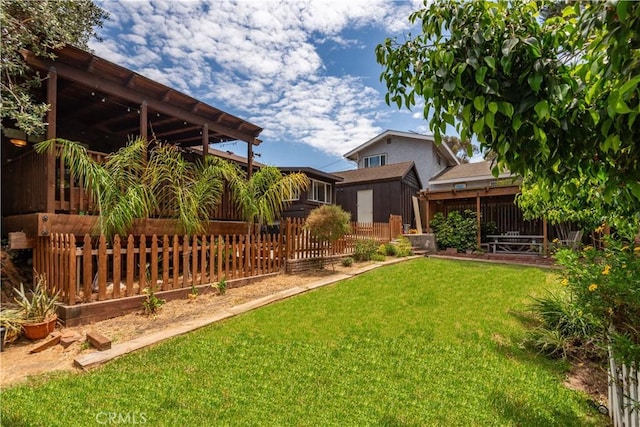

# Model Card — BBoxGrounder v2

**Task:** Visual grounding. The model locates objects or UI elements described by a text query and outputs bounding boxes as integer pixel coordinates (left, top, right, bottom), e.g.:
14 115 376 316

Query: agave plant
13 276 60 323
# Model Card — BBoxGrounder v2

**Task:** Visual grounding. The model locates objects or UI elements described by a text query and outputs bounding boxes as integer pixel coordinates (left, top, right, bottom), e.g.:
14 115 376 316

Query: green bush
371 253 386 262
526 291 603 360
554 240 640 364
353 239 378 261
384 242 398 256
394 235 413 257
341 257 354 267
430 210 478 252
377 244 387 256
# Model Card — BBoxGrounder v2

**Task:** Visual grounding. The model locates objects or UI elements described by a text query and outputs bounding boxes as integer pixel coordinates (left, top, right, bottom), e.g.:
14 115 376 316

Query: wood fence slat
209 235 215 284
163 235 170 291
126 235 134 296
182 235 189 289
224 235 230 280
151 235 158 291
191 236 198 286
83 235 92 302
139 235 147 294
113 235 121 299
172 235 179 290
98 234 107 301
67 235 76 305
217 235 223 282
200 235 207 285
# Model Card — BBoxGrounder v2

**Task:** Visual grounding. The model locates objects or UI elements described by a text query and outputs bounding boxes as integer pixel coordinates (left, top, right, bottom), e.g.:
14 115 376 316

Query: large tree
376 0 639 227
1 0 108 136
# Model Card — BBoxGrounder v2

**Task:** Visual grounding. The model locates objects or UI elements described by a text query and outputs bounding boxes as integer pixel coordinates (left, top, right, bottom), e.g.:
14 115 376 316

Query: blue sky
90 0 435 172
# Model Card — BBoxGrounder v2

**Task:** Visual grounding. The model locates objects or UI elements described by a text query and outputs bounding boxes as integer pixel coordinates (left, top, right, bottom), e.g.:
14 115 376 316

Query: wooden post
126 235 135 296
476 193 481 249
182 236 189 288
247 140 254 180
151 235 158 289
83 235 92 302
542 218 548 256
113 235 121 299
139 235 147 293
172 235 179 290
68 235 76 305
46 67 57 213
202 123 208 161
162 235 169 291
140 100 148 143
98 235 107 301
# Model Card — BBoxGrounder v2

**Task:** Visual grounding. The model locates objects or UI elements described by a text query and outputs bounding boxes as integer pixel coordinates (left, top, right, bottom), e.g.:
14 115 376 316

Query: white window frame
363 154 387 168
308 179 332 204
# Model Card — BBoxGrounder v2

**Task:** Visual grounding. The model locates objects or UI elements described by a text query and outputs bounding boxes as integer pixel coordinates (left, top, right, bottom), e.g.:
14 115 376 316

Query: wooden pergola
2 45 264 242
418 184 549 252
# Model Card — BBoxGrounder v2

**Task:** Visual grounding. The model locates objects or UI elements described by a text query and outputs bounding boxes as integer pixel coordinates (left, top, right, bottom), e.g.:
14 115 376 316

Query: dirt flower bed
1 263 357 387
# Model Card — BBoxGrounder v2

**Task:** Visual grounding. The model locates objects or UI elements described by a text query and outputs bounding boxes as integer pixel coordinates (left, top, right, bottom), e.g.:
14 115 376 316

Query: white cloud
90 0 424 158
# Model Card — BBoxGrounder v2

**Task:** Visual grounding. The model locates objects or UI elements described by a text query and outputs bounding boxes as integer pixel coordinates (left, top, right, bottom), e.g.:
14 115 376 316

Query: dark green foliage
1 0 108 135
353 239 378 262
480 221 498 243
340 257 354 267
383 242 398 256
430 210 478 252
526 292 603 360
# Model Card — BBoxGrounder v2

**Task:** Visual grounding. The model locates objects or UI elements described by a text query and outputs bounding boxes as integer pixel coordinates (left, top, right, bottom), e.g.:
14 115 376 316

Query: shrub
526 291 603 360
384 242 398 256
430 210 478 252
305 205 351 245
142 286 165 315
377 244 387 256
353 239 378 261
371 253 386 262
394 235 413 257
341 257 354 267
554 239 640 364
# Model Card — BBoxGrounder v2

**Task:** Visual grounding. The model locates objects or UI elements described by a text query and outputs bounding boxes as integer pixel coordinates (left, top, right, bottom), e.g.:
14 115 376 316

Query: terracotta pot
22 316 57 340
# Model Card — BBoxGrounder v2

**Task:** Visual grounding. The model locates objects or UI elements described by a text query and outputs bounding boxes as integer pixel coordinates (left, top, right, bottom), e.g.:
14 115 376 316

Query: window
283 181 300 201
308 179 332 204
454 183 467 190
363 154 386 168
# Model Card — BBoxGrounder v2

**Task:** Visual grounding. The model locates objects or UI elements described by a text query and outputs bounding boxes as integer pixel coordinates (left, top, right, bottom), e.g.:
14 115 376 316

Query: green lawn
2 258 607 426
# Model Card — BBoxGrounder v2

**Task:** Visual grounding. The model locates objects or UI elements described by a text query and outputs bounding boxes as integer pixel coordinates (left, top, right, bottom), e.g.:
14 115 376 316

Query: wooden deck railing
2 148 48 215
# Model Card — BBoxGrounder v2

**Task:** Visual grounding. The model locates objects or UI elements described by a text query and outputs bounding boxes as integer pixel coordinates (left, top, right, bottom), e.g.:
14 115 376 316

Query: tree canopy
1 0 108 136
376 1 639 220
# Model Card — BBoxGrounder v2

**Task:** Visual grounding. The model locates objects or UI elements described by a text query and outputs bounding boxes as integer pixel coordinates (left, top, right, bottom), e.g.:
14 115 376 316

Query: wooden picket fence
283 217 394 260
34 233 282 305
33 216 402 306
609 351 639 427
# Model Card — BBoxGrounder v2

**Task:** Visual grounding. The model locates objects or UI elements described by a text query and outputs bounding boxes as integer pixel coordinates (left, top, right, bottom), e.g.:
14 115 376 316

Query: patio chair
559 230 583 250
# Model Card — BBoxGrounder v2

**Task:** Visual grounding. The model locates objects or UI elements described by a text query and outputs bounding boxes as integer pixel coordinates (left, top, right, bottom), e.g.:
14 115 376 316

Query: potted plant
13 275 60 340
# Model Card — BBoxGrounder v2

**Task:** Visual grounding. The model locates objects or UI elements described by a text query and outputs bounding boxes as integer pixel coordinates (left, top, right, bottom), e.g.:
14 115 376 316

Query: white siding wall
354 135 448 188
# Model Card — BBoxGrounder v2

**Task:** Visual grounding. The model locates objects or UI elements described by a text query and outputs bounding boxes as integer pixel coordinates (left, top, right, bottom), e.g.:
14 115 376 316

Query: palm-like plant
35 137 233 238
228 166 310 232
